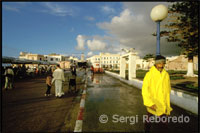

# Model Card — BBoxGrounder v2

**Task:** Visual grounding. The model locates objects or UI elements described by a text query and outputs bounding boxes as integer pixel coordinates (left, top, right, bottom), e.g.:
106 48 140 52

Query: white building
81 53 85 61
87 52 120 69
44 53 69 63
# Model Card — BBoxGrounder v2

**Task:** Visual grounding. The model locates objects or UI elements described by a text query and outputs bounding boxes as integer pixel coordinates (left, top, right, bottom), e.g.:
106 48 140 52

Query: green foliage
186 84 198 90
167 70 186 75
109 70 119 74
170 76 185 80
136 69 148 80
163 2 198 58
143 54 155 61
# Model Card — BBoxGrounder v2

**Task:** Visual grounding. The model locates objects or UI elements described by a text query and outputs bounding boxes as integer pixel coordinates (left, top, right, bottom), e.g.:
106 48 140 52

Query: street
83 73 198 132
2 70 85 132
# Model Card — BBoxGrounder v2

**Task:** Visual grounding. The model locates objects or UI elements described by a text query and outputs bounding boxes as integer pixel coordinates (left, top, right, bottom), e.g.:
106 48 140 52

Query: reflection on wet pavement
83 73 198 132
83 73 146 132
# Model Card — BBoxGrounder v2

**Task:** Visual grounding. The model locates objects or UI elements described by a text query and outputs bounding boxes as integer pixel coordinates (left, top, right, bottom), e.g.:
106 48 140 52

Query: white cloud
75 35 86 50
85 16 95 21
87 51 93 56
101 5 115 14
3 2 31 12
97 2 181 57
41 2 74 17
87 39 107 51
3 5 20 12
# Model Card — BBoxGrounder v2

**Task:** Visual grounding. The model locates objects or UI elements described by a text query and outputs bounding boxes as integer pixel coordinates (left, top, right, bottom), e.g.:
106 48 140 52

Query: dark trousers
144 112 169 133
46 85 51 94
69 79 76 91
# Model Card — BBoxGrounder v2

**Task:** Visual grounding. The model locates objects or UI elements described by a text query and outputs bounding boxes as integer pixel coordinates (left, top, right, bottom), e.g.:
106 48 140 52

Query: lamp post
150 4 168 55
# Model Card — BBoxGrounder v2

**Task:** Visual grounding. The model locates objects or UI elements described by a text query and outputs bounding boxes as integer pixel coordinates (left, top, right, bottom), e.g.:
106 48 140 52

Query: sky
2 2 182 59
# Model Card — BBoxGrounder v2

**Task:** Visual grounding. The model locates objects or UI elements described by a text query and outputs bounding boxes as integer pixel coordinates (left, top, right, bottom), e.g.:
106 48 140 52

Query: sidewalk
105 71 198 115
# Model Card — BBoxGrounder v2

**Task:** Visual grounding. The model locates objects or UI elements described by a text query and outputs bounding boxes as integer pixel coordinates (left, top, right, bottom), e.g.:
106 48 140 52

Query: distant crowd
1 64 57 90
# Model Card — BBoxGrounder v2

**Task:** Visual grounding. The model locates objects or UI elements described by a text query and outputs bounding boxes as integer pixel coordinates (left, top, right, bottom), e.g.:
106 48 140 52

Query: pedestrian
4 66 14 90
52 64 65 98
45 73 52 96
91 65 94 74
69 65 77 93
142 55 172 133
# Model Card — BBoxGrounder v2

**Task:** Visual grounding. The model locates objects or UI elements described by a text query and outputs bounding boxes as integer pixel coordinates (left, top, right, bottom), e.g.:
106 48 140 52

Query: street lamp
150 4 168 55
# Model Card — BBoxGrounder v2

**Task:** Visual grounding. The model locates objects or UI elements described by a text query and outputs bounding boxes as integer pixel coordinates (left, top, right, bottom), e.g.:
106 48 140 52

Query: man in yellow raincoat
142 55 172 132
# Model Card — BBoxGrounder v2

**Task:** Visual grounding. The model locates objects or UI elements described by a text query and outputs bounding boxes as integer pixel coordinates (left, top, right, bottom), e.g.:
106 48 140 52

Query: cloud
87 39 107 51
75 35 86 50
97 2 181 57
3 2 30 12
87 51 93 56
41 2 75 17
3 5 20 12
85 16 95 21
101 5 115 14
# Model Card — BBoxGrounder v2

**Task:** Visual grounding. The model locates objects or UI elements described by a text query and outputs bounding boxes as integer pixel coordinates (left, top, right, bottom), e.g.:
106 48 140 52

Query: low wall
105 71 198 115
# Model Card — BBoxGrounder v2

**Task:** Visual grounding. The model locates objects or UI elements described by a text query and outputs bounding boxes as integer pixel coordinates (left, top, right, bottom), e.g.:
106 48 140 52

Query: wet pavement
83 73 198 132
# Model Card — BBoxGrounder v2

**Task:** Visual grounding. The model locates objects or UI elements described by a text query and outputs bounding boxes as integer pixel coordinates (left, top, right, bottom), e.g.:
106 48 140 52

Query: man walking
4 66 14 90
52 64 65 98
142 55 172 133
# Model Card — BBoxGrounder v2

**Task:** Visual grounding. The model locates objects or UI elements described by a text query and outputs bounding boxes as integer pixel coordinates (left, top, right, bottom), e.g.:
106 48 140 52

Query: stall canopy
2 56 58 65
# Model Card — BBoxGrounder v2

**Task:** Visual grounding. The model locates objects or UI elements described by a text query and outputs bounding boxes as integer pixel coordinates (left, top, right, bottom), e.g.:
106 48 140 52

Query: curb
74 75 88 132
105 70 198 115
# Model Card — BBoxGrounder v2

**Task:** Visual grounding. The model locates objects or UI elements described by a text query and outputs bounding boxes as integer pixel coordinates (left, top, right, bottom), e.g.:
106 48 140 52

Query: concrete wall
105 71 198 115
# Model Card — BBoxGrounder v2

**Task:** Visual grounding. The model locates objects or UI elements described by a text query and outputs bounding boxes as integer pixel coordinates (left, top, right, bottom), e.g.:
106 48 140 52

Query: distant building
59 61 71 69
19 52 45 61
87 52 120 69
135 57 155 70
165 55 198 71
81 53 85 61
44 53 69 63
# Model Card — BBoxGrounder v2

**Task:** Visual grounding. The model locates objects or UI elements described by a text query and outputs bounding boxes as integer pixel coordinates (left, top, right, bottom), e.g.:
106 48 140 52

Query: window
107 57 108 59
116 61 118 63
104 61 106 63
104 57 106 59
110 61 112 63
51 58 53 61
110 57 112 59
40 58 42 61
56 58 58 61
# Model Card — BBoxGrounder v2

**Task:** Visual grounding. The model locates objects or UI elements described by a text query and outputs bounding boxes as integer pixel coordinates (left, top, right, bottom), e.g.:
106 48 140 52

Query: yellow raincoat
142 66 172 116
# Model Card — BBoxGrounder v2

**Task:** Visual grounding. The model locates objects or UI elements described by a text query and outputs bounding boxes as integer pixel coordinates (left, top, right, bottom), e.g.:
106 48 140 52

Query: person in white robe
52 65 65 97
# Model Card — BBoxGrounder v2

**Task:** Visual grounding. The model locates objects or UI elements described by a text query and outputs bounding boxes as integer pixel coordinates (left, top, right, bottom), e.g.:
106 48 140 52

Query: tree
162 2 198 77
143 54 155 61
143 54 155 69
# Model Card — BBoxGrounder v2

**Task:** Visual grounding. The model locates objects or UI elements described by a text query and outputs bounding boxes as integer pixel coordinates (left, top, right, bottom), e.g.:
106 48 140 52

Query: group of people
44 64 77 98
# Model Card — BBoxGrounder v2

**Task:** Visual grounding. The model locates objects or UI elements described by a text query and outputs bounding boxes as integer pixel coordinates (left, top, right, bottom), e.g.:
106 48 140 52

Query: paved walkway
82 73 198 132
2 70 85 132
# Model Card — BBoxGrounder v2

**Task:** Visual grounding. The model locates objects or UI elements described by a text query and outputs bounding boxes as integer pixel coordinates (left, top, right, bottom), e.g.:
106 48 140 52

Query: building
81 53 85 61
59 61 71 69
165 55 198 71
87 52 120 69
19 52 45 61
44 53 69 63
